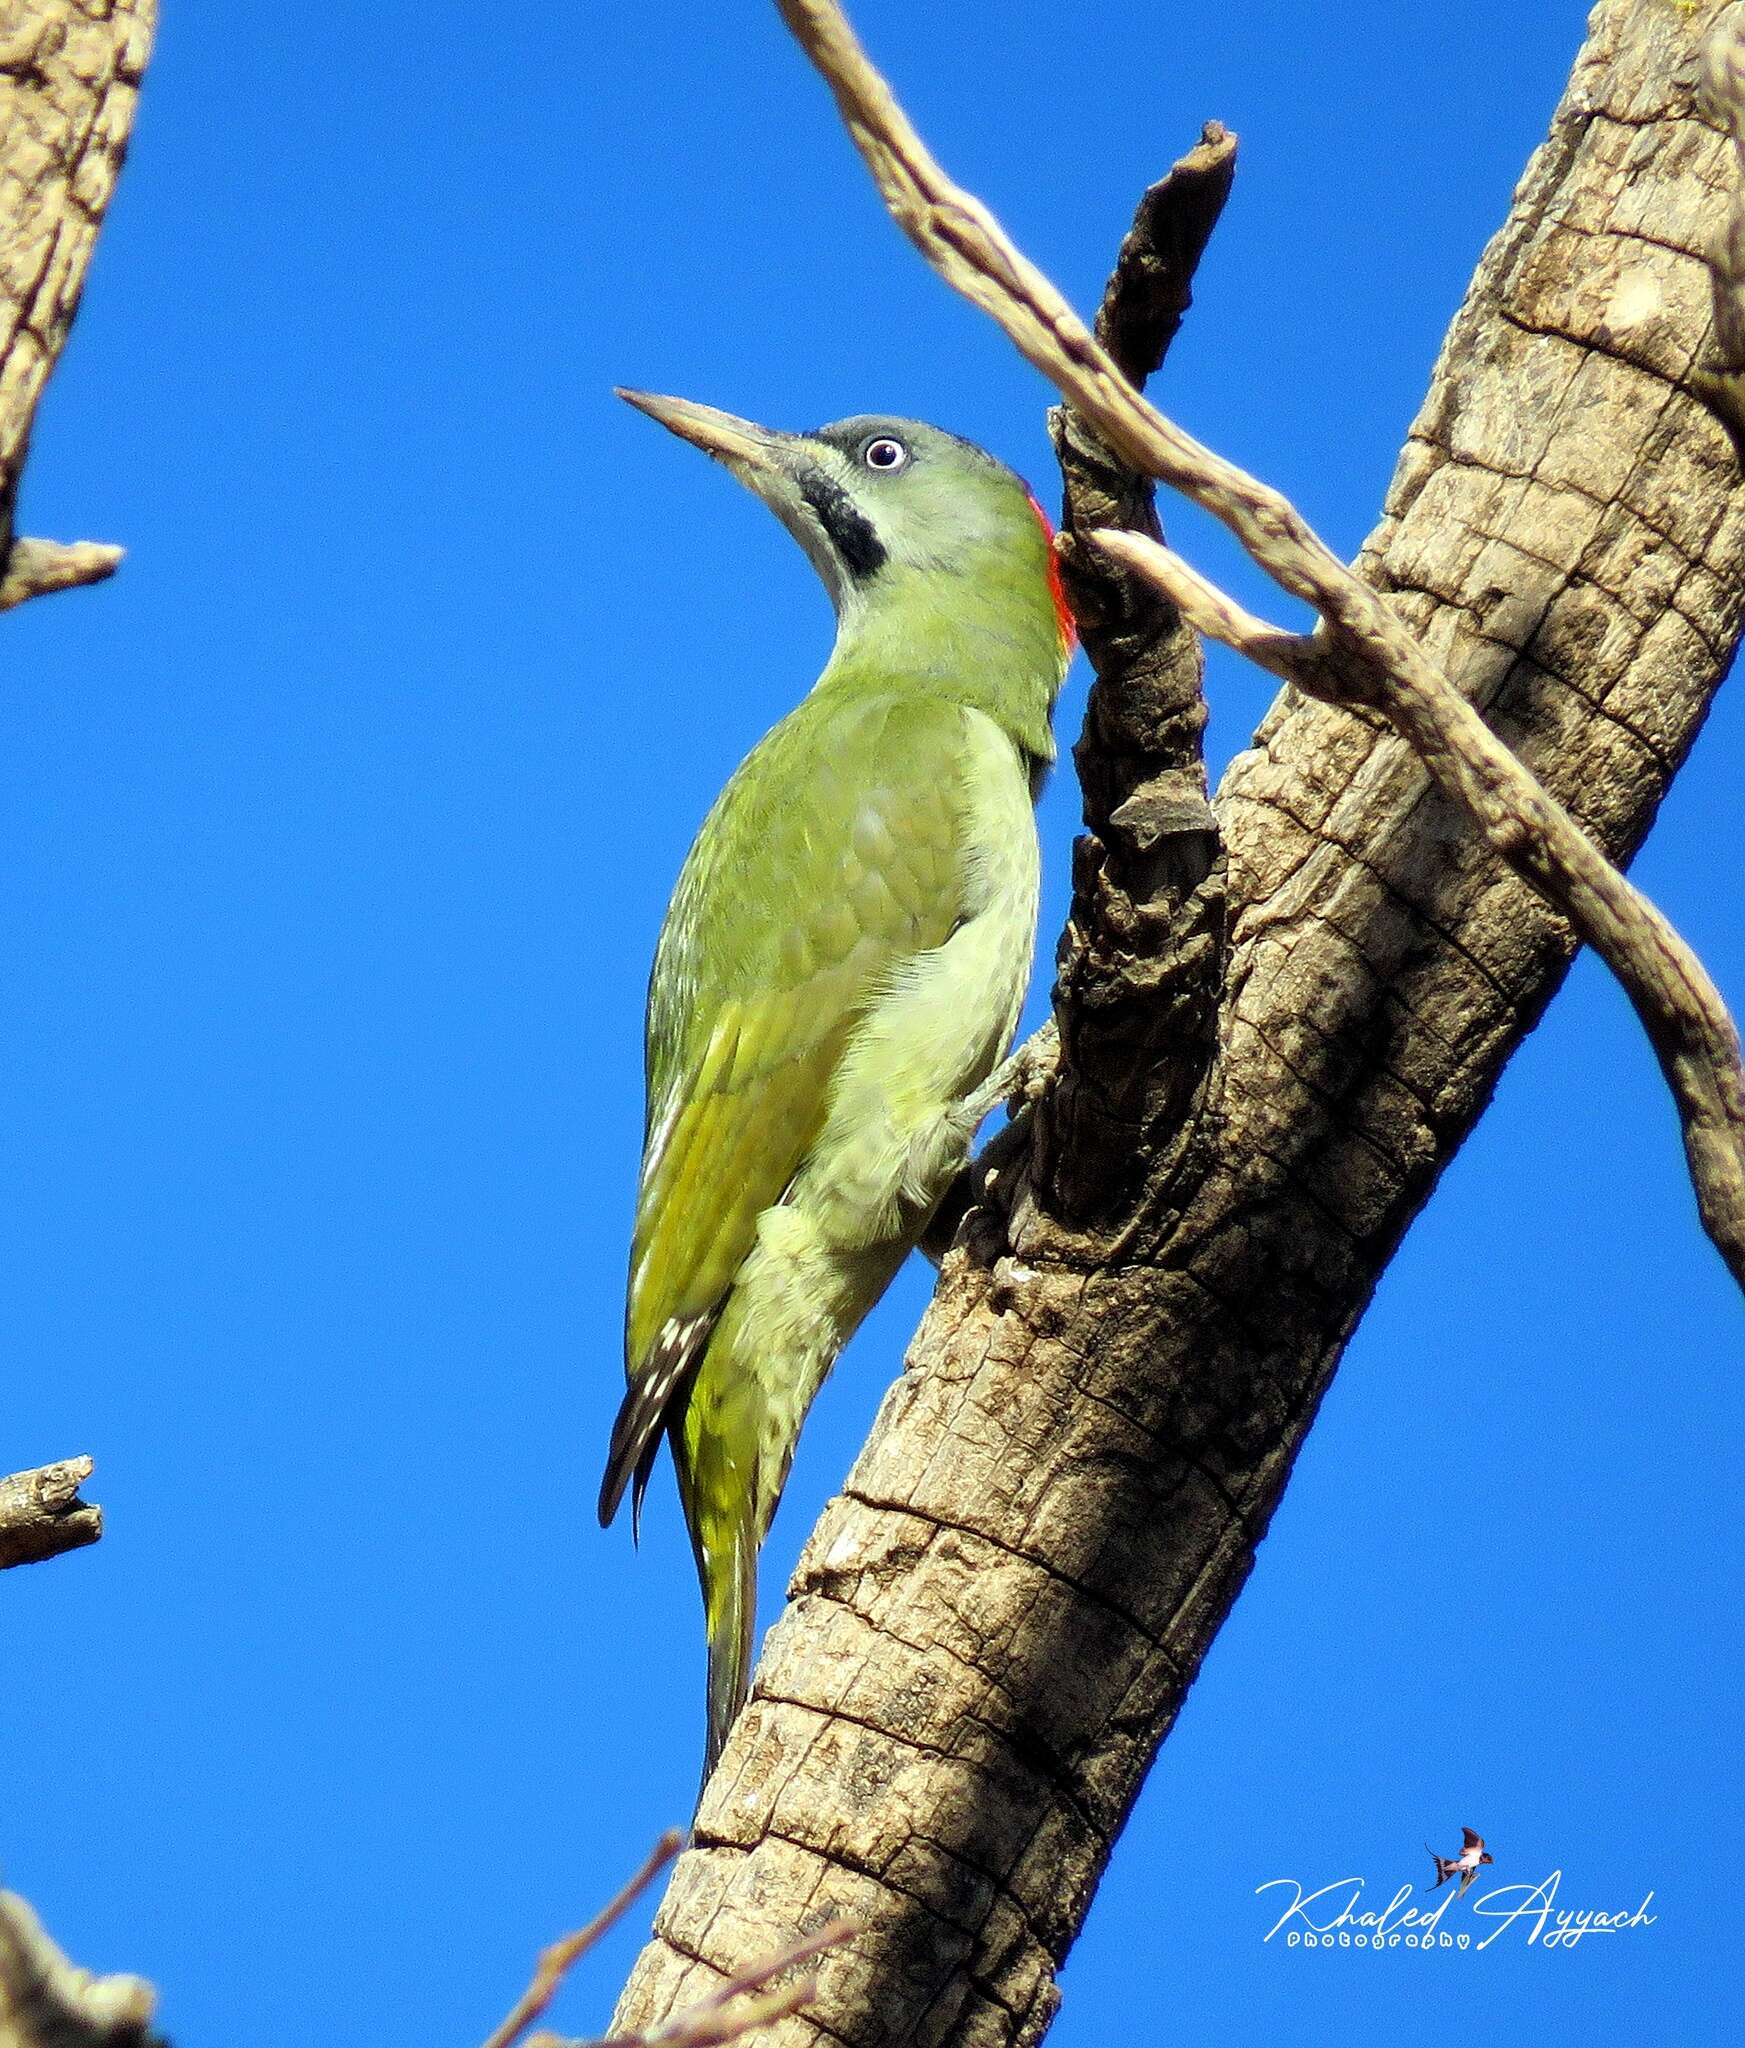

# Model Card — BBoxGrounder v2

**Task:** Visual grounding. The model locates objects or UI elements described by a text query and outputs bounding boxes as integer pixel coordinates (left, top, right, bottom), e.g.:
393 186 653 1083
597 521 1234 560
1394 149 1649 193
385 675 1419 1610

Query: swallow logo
1426 1827 1494 1896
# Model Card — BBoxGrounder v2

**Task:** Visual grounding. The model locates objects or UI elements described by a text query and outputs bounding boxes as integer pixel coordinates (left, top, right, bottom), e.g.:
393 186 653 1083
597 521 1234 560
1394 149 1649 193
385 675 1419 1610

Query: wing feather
599 691 977 1524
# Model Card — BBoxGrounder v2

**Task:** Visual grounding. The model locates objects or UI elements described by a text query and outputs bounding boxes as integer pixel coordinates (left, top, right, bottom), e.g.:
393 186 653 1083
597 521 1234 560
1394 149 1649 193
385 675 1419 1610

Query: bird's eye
862 436 908 472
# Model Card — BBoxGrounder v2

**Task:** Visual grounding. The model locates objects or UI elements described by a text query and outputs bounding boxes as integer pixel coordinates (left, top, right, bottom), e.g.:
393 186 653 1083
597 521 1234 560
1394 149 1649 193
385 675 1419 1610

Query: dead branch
0 1893 158 2048
487 1834 852 2048
0 1457 101 1570
0 1837 849 2048
927 126 1236 1258
483 1832 685 2048
0 536 121 609
0 0 155 609
577 1921 856 2048
1035 124 1235 1220
774 0 1745 1283
1091 521 1745 1280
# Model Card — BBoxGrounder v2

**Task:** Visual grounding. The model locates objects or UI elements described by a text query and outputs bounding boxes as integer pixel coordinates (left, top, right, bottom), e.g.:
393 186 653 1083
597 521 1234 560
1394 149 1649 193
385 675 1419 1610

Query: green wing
598 688 971 1524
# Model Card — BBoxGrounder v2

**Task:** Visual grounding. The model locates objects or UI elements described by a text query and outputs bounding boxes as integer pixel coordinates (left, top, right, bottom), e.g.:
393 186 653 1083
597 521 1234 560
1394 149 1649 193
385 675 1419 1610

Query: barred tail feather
598 1310 717 1530
597 1375 669 1527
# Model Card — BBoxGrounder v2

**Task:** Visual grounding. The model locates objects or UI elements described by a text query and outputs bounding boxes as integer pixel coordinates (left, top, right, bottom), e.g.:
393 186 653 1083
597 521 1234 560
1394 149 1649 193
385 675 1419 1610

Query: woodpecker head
616 389 1074 656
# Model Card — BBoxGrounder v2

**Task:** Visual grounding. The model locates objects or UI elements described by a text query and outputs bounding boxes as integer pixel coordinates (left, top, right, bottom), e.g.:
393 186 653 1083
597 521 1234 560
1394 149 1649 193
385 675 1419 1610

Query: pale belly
800 705 1039 1248
718 706 1041 1513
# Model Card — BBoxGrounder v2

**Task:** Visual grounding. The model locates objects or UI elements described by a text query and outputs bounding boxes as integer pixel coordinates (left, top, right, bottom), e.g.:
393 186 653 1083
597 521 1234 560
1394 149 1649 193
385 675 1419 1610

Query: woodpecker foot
959 1022 1059 1132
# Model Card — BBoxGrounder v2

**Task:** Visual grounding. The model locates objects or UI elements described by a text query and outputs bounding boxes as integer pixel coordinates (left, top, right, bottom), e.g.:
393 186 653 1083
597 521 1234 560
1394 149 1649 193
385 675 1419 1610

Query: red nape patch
1026 491 1079 652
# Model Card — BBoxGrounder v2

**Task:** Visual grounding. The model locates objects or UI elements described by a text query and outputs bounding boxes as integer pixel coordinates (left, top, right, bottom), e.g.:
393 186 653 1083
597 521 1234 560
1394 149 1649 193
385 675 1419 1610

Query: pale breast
791 706 1041 1251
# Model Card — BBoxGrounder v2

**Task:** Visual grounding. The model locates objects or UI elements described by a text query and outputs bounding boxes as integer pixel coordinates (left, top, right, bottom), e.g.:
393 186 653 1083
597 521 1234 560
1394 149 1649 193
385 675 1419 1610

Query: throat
827 573 1065 769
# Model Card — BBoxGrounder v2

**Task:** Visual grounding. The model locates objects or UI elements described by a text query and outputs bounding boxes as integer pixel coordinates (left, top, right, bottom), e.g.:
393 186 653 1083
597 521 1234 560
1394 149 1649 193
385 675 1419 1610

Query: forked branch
774 0 1745 1287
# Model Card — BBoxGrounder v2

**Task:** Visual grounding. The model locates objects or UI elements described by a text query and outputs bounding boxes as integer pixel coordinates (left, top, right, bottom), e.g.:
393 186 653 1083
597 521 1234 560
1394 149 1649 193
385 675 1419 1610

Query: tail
669 1290 830 1792
701 1517 757 1784
672 1396 764 1793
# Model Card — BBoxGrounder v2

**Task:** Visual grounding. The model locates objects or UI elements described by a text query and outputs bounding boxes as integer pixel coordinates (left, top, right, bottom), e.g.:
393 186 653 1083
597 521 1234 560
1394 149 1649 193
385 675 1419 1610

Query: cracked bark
0 0 153 608
609 5 1745 2048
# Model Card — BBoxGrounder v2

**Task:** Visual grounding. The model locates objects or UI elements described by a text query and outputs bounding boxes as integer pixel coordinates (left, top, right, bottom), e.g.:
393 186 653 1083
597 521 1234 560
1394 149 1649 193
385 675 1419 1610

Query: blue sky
2 2 1739 2043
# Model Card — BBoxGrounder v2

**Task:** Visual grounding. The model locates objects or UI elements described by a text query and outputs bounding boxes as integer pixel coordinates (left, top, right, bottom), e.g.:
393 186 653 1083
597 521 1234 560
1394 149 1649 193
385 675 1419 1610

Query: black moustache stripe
798 469 887 581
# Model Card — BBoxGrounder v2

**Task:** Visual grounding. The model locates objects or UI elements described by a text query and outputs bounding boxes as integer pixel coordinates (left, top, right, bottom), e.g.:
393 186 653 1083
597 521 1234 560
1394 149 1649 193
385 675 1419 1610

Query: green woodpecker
600 390 1074 1777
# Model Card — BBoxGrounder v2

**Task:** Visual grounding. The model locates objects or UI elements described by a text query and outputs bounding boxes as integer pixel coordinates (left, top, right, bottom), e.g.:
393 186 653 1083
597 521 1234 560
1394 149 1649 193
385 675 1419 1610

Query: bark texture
0 1456 100 1568
0 0 151 607
611 6 1745 2048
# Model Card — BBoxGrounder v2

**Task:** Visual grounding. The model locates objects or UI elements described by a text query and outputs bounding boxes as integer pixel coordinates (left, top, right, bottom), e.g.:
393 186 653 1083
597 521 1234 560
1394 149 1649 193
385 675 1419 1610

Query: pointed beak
615 387 865 610
615 389 792 482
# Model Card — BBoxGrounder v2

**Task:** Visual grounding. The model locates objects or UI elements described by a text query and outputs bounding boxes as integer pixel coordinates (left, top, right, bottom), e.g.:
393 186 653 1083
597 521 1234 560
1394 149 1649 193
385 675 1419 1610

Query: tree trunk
610 6 1745 2048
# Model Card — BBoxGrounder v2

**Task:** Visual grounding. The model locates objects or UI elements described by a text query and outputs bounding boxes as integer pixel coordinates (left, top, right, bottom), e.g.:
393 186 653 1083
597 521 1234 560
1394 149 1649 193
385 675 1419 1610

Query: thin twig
504 1892 852 2048
526 1983 811 2048
0 1458 102 1571
773 0 1745 1290
481 1832 684 2048
587 1921 856 2048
